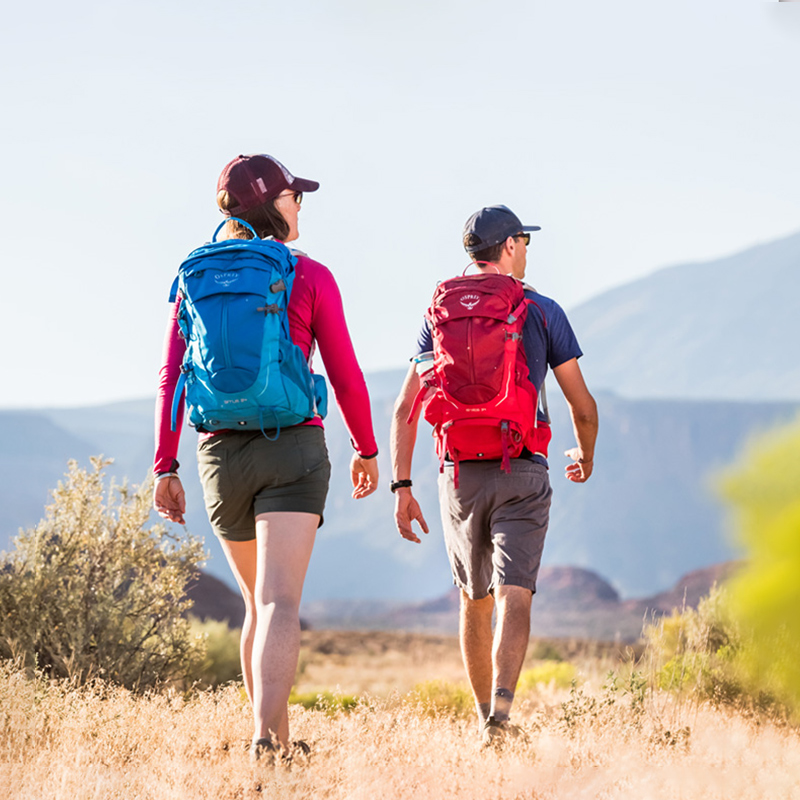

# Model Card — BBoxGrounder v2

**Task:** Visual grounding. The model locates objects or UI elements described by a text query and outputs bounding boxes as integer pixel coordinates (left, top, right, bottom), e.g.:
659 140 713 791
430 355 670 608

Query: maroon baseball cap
216 154 320 216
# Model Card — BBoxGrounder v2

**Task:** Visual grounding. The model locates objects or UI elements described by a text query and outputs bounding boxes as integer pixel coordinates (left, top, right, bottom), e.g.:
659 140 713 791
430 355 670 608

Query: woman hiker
153 153 379 763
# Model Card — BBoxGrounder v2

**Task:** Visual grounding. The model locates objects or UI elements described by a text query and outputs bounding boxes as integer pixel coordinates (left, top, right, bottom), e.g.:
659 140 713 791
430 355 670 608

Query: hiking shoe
281 739 312 768
481 716 528 749
249 737 278 765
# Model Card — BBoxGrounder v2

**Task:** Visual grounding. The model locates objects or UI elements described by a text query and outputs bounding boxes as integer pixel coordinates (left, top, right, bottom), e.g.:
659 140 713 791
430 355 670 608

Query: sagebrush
0 457 205 690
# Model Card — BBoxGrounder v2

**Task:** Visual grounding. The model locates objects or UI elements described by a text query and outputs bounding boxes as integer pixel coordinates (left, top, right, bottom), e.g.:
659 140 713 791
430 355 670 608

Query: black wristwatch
390 479 413 493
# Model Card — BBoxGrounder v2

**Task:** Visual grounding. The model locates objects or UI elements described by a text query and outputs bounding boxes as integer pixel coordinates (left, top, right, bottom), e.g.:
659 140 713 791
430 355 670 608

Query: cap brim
291 176 320 192
521 225 541 232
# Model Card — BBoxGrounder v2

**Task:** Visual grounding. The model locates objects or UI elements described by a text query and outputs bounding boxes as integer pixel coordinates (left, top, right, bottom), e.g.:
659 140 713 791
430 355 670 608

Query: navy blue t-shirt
414 283 583 466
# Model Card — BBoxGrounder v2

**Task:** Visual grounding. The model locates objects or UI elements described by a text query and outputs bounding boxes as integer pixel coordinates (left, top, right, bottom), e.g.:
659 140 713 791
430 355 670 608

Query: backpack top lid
427 273 530 407
179 218 297 276
428 273 525 326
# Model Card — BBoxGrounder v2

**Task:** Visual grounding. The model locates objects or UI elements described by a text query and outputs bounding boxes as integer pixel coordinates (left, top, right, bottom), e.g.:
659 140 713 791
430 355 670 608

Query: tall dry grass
3 637 800 800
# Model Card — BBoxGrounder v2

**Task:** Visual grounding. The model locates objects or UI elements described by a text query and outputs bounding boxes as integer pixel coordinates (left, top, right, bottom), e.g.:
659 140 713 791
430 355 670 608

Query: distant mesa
625 561 739 615
537 566 621 606
300 562 740 641
414 566 621 615
186 570 245 628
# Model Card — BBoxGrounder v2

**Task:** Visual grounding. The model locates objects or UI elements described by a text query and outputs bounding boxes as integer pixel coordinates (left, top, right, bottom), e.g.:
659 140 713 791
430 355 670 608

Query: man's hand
394 489 429 544
553 358 598 485
564 448 593 483
154 476 186 524
350 453 379 499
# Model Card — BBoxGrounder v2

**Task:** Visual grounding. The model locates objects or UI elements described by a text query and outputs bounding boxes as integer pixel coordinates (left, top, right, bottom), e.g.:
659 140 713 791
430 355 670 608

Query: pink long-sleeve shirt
154 252 378 475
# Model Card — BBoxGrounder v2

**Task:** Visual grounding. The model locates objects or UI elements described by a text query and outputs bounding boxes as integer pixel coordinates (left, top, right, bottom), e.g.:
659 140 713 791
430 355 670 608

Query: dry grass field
2 630 800 800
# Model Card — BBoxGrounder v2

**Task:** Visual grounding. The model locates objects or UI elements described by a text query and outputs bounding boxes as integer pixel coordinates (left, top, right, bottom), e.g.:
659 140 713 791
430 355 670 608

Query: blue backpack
170 219 327 436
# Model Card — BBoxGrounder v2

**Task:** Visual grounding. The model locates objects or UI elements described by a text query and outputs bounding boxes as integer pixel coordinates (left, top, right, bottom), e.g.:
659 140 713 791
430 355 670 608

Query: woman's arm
307 264 379 497
153 299 188 522
310 267 378 459
154 298 186 473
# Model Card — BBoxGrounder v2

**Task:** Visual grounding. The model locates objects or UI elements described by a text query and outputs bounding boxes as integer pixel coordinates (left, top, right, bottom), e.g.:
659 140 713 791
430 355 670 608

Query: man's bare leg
490 584 532 722
459 591 494 728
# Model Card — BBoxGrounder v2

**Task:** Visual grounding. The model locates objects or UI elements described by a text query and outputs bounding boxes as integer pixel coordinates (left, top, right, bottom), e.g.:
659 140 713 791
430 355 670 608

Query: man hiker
390 204 598 746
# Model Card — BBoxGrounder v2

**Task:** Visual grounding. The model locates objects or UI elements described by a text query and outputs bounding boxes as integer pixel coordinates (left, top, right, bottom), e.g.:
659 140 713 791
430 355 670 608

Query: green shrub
718 418 800 714
529 641 564 662
288 690 359 714
407 679 474 718
646 586 738 692
643 418 800 719
559 670 647 734
0 458 205 691
518 660 577 692
188 617 242 687
645 585 783 714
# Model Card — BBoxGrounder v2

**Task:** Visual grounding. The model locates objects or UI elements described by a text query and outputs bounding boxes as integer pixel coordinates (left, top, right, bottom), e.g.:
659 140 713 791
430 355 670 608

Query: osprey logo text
214 272 239 287
222 398 248 405
460 293 481 310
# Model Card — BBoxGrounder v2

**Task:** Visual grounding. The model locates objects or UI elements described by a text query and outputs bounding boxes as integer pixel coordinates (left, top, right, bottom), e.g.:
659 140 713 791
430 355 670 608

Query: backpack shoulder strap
539 379 550 424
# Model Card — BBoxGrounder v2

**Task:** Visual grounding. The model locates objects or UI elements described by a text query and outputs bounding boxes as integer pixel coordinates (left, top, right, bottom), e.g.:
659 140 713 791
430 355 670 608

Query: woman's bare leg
252 511 318 746
218 538 258 704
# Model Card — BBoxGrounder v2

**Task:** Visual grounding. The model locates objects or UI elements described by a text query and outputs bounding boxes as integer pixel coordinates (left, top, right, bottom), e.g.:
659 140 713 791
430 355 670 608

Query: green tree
719 417 800 711
0 458 205 691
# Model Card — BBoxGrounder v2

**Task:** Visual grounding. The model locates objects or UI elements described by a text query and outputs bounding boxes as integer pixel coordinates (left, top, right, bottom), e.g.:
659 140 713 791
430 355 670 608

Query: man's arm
552 358 598 483
390 364 430 543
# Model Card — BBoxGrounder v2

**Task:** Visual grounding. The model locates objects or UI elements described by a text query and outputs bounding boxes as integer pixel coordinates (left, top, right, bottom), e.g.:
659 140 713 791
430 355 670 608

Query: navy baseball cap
217 154 319 216
463 205 541 253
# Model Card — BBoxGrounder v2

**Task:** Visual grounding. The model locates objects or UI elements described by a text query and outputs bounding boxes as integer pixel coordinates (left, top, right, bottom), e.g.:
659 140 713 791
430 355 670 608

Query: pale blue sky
2 0 799 408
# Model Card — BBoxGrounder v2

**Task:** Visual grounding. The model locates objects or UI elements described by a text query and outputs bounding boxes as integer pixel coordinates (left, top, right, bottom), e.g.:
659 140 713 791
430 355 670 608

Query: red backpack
408 273 551 487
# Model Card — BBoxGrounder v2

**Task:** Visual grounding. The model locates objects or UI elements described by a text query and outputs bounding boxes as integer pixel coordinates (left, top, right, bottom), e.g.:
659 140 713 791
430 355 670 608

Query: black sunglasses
277 190 303 206
513 232 531 246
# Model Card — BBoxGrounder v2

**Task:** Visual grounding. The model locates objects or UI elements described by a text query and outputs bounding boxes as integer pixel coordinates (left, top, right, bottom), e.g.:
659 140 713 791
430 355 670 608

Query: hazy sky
2 0 799 408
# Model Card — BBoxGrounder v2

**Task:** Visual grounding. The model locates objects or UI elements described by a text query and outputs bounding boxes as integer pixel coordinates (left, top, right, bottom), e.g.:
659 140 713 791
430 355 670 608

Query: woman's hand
350 454 379 499
154 476 186 524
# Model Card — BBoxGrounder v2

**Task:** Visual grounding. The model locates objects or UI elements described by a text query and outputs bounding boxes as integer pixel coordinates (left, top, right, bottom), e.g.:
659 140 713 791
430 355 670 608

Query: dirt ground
296 630 639 696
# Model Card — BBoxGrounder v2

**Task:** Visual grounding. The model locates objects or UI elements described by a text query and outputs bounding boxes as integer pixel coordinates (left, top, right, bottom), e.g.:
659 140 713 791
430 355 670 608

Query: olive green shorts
196 425 331 542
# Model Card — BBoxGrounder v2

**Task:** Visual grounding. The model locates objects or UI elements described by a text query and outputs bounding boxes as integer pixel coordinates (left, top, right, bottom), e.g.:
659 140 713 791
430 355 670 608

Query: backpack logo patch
214 272 239 287
460 293 481 310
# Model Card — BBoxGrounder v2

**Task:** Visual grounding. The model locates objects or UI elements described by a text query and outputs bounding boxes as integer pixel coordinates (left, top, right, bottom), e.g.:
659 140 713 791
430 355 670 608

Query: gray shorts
438 459 552 599
196 425 331 542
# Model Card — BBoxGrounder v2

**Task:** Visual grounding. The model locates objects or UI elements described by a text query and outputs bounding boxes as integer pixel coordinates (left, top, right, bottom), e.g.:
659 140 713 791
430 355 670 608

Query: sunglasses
513 232 531 246
277 190 303 206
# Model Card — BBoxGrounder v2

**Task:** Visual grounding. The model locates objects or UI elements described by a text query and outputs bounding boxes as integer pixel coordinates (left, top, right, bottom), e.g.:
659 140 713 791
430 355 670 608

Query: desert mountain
569 229 800 400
